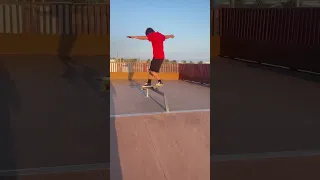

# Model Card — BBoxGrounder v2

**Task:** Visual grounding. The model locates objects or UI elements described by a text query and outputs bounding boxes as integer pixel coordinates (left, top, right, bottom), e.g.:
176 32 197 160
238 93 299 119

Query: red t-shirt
147 32 165 59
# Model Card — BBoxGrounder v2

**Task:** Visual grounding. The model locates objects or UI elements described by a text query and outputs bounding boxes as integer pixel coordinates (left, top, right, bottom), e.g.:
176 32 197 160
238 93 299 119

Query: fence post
230 0 235 8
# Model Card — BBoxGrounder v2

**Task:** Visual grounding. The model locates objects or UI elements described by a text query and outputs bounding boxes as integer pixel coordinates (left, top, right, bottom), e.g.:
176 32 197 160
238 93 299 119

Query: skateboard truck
141 86 169 112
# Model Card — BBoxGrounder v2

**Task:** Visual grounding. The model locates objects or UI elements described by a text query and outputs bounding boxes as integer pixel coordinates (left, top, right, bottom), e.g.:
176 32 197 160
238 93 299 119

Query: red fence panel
179 64 210 84
219 8 320 73
220 8 320 45
0 3 109 35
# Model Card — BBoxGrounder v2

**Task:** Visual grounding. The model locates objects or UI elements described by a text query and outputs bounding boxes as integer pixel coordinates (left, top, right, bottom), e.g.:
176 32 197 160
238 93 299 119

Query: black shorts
149 59 163 73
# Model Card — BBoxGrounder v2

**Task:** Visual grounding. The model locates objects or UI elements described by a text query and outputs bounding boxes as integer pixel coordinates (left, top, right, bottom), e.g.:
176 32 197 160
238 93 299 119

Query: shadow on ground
211 57 320 155
245 61 320 84
0 61 18 178
0 55 109 172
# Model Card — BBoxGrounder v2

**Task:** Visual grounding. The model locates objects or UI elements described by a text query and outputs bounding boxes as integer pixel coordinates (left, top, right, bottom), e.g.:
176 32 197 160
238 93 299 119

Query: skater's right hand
169 34 175 38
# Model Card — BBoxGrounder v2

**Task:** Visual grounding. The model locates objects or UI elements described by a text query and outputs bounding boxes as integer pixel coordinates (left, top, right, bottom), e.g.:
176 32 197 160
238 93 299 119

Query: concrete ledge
211 36 220 58
110 72 179 80
0 34 109 55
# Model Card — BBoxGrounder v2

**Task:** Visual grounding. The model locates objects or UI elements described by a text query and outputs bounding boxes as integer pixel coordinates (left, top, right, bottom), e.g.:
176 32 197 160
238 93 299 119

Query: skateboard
141 85 160 91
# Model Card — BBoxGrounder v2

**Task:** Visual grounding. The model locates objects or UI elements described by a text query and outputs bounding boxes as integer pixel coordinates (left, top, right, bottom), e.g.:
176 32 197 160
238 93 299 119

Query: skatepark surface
211 57 320 179
212 155 320 180
110 80 210 179
0 55 109 175
4 54 320 178
110 80 210 116
110 110 210 180
0 55 210 179
212 57 320 155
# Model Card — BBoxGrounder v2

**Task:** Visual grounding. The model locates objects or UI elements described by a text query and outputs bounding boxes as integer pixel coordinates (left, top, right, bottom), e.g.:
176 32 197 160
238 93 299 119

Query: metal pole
163 95 169 112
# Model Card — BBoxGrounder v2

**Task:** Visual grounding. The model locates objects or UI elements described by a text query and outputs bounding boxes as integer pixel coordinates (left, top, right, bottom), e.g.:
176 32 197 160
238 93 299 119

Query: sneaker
142 82 152 88
156 81 164 87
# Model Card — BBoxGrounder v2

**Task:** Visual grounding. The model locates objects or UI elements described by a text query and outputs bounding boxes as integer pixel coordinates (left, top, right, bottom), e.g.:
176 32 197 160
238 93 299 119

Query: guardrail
0 3 109 35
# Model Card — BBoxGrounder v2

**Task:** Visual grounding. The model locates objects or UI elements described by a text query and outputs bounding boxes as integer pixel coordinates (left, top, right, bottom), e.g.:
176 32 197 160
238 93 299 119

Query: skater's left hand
127 36 134 38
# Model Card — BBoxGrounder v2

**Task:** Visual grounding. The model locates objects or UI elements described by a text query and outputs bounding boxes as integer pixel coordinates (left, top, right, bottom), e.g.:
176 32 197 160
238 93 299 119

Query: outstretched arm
127 36 148 40
164 34 175 39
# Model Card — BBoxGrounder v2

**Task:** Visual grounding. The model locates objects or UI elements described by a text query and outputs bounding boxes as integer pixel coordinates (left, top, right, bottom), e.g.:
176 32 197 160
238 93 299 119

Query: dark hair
145 28 155 36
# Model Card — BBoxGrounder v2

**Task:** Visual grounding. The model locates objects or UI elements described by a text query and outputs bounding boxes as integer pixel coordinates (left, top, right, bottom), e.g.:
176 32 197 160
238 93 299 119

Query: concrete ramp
110 110 210 180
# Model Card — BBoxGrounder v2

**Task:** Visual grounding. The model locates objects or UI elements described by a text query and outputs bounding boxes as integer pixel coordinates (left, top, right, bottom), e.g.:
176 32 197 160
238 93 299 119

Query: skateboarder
127 28 174 88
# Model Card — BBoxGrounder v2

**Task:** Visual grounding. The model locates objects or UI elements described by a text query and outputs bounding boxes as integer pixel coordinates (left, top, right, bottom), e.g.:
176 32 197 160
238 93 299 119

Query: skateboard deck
141 85 160 90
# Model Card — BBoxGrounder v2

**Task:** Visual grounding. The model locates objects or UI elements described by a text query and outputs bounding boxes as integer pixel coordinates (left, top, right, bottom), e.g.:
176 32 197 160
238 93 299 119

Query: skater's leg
142 68 153 87
148 71 153 80
149 59 164 86
149 71 160 80
146 59 156 84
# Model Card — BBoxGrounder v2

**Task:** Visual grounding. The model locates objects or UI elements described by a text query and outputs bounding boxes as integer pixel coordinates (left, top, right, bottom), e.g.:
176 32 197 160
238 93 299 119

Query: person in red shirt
127 28 174 88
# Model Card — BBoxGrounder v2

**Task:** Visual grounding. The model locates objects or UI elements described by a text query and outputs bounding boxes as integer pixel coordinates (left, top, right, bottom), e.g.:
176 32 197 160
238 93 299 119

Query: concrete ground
9 169 108 180
109 80 210 179
212 57 320 155
0 55 109 175
211 57 320 179
110 80 210 115
212 155 320 180
110 110 210 180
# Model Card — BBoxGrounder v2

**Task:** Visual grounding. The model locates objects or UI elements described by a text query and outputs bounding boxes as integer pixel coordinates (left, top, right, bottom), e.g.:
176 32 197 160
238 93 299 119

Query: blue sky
110 0 210 62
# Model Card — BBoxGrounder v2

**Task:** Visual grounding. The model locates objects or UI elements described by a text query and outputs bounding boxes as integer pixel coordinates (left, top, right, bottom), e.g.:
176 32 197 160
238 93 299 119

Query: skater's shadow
56 3 78 83
0 61 19 179
60 57 108 103
34 2 77 80
110 82 123 180
127 63 135 87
